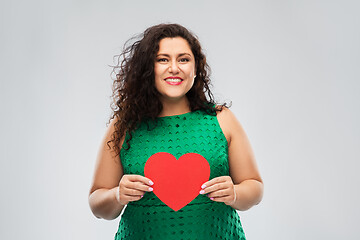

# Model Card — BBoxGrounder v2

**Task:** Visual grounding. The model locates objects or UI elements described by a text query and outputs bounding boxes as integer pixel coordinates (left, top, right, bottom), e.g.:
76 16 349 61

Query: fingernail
149 180 154 185
149 187 153 191
141 195 143 198
199 190 205 194
210 197 214 200
201 184 206 189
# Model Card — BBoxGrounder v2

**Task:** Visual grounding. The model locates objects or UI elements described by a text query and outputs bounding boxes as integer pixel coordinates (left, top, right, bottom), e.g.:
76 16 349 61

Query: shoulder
215 105 238 125
215 105 231 116
215 105 239 144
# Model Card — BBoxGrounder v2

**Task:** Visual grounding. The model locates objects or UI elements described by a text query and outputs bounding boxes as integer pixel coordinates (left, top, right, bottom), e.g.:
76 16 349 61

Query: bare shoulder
216 105 236 120
215 105 240 144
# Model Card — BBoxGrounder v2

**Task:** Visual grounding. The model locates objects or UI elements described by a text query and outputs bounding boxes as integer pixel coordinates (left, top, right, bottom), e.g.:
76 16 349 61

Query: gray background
1 0 359 239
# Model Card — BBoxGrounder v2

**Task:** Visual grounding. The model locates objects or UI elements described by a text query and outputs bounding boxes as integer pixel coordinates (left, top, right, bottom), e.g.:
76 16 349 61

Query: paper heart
144 152 210 211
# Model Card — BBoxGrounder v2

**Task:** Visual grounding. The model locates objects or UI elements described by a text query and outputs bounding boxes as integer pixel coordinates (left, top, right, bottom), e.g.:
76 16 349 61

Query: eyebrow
156 53 192 58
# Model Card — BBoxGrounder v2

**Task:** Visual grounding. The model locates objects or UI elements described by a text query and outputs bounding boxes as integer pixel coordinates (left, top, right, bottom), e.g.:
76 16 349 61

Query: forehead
157 37 193 55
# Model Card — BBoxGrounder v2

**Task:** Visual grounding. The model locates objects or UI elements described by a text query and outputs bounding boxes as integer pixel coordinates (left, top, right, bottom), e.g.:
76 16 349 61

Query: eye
179 58 190 63
157 58 168 62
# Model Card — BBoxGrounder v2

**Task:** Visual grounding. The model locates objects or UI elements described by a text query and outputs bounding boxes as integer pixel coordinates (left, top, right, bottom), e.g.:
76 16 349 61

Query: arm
224 107 263 210
201 107 264 211
88 118 125 220
88 119 154 220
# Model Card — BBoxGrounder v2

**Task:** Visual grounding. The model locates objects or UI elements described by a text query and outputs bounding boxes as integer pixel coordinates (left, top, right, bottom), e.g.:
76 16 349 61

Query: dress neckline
157 111 195 119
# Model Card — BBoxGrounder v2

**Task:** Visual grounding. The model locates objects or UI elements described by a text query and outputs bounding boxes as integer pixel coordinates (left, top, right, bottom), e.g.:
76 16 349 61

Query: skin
88 37 263 220
200 107 263 210
154 37 196 117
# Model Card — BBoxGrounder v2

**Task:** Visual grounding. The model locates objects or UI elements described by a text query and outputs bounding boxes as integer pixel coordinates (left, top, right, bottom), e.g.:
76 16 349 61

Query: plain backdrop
1 0 359 239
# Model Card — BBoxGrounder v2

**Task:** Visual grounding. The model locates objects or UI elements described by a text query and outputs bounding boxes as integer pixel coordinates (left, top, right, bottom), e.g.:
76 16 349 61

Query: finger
201 176 229 189
206 189 230 198
126 181 154 193
123 187 146 196
210 196 234 203
200 182 229 195
127 174 154 186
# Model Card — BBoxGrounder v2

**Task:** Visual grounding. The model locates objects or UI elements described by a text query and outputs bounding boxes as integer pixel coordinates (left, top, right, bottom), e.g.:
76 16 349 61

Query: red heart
144 152 210 211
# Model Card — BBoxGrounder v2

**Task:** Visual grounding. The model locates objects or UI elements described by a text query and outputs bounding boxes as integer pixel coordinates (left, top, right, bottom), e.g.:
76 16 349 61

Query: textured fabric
114 109 246 240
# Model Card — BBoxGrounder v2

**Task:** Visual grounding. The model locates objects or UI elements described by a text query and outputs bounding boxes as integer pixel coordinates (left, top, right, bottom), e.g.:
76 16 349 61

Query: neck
158 97 191 117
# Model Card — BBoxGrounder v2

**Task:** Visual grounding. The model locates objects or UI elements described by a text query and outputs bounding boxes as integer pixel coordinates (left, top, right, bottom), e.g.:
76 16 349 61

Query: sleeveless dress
114 109 246 240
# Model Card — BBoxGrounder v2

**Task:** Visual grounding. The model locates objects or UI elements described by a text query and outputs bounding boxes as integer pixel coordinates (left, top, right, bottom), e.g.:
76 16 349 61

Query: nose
168 60 180 74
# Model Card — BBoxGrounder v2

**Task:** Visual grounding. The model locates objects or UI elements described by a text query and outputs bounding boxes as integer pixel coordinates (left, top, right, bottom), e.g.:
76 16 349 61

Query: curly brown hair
107 23 229 157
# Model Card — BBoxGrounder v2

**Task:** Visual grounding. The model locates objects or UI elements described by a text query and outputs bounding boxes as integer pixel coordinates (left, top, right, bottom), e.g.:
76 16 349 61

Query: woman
88 23 263 240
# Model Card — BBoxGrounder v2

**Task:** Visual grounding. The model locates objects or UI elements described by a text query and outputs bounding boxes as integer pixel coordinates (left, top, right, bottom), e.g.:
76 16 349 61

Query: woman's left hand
200 176 236 206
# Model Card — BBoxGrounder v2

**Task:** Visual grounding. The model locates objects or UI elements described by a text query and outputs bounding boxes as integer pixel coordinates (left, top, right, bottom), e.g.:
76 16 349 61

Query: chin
161 95 187 102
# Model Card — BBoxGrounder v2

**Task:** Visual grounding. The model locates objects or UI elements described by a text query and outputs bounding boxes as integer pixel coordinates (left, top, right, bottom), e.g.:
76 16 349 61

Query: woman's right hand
115 174 154 206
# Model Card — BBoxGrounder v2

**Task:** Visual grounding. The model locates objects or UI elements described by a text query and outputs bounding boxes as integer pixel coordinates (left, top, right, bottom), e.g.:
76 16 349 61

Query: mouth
164 77 183 85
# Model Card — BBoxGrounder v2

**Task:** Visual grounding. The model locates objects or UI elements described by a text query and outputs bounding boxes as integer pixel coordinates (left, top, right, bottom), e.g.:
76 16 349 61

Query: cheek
189 71 194 78
154 65 161 78
154 63 167 75
184 65 196 78
191 68 196 79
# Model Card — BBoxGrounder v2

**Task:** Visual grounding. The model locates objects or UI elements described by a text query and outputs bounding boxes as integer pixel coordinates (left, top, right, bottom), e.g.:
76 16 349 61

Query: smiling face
154 37 196 104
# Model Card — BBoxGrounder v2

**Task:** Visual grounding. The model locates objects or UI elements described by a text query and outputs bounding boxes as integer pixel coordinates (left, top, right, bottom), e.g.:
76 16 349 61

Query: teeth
165 78 182 82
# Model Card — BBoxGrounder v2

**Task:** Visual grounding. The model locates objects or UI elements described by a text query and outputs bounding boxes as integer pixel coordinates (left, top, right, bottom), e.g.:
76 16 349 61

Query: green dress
114 109 246 240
